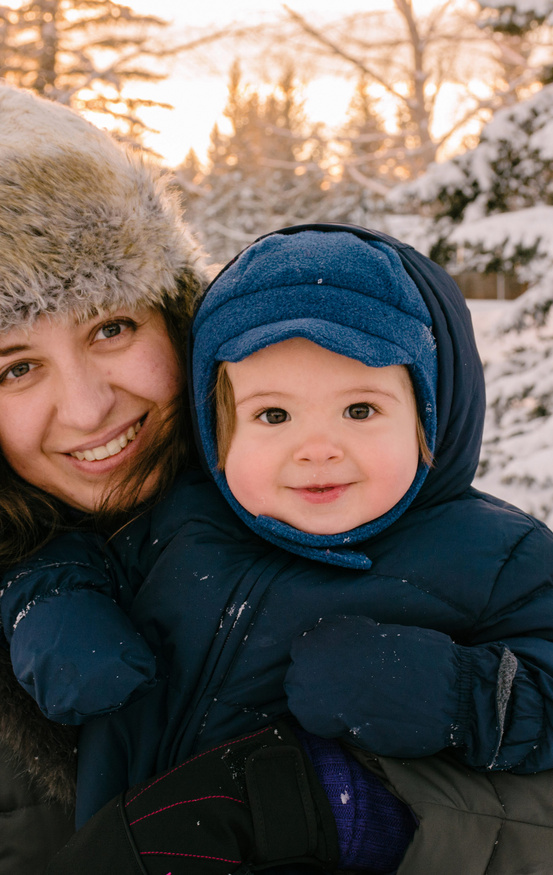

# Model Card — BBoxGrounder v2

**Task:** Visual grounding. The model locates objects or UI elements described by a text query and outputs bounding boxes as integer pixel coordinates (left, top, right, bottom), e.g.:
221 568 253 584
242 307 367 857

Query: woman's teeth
71 420 142 462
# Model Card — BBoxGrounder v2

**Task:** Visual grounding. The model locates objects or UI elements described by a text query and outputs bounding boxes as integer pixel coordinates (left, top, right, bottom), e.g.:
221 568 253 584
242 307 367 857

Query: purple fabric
296 729 416 873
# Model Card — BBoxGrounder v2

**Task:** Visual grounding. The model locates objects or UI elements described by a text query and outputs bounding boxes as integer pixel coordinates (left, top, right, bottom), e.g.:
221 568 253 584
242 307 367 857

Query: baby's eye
1 361 35 382
344 403 374 420
258 408 290 424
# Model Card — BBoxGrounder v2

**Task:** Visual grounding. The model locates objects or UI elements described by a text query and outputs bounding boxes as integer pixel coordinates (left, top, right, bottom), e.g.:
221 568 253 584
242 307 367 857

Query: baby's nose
293 435 345 465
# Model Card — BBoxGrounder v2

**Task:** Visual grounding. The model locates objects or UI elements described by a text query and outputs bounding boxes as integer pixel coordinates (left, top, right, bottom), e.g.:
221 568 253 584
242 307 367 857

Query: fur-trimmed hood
0 647 77 807
0 81 206 331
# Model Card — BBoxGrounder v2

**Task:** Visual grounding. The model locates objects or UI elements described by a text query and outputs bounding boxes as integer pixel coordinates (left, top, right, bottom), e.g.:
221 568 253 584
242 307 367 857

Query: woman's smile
0 309 182 511
69 416 145 462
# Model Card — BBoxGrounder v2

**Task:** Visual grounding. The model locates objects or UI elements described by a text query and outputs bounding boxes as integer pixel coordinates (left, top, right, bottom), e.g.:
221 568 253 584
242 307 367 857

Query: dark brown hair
0 467 69 569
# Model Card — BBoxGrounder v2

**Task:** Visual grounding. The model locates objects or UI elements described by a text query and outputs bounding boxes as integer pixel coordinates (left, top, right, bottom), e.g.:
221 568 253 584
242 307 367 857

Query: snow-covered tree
0 0 171 140
475 291 553 528
318 76 395 227
181 64 328 264
461 89 553 525
394 85 553 270
389 0 553 525
281 0 548 176
477 0 553 34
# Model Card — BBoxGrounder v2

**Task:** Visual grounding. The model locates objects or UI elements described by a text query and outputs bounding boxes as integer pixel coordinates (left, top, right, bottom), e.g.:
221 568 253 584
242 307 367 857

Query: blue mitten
284 615 470 757
9 589 156 724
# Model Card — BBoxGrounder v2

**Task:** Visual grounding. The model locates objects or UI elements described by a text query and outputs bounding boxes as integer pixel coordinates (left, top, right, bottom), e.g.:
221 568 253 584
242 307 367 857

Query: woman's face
0 307 182 512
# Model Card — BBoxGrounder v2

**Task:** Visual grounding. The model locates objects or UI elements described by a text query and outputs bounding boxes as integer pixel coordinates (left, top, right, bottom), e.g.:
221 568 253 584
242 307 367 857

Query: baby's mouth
70 418 144 462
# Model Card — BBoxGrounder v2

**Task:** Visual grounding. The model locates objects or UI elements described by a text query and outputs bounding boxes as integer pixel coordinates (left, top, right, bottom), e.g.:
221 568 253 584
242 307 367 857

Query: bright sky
126 0 442 166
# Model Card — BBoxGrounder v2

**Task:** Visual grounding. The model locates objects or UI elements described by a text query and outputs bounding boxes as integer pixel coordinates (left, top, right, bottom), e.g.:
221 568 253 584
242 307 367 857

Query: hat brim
216 318 414 369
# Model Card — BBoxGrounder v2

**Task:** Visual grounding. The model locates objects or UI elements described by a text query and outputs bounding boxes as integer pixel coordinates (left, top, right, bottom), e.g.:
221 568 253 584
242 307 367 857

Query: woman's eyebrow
0 343 31 357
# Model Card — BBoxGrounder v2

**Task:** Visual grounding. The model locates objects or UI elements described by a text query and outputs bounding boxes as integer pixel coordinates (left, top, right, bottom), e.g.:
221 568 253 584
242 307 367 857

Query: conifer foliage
392 0 553 525
0 0 170 140
178 63 327 264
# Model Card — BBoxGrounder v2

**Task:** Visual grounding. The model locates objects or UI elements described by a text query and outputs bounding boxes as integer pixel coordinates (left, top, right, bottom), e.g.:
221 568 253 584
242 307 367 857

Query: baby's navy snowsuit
3 227 553 844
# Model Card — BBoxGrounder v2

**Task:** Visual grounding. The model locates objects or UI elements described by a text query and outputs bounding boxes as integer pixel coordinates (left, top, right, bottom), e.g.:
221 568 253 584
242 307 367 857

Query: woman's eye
344 403 374 420
94 320 134 341
1 361 34 382
258 408 290 424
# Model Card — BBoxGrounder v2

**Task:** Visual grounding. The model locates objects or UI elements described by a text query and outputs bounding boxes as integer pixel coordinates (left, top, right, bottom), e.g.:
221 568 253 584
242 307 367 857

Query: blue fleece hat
191 229 437 569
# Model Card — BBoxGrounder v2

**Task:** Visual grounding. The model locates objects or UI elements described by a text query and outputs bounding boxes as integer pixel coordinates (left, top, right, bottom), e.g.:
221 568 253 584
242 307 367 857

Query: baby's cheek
225 450 255 512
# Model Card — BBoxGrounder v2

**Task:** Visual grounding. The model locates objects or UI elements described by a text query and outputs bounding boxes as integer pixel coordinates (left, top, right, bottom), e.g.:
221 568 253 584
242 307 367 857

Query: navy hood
189 224 485 569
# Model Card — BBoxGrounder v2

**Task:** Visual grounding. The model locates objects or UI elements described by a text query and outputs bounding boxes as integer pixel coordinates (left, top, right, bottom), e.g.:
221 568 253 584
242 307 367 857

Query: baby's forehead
225 341 415 396
231 337 412 371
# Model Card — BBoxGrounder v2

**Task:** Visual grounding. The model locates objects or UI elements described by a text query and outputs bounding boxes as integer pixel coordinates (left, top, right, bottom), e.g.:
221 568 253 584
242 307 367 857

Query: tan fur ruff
0 82 206 330
0 648 77 807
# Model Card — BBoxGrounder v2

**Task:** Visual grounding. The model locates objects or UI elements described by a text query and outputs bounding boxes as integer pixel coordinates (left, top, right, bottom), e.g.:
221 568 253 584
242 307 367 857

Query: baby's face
224 338 420 535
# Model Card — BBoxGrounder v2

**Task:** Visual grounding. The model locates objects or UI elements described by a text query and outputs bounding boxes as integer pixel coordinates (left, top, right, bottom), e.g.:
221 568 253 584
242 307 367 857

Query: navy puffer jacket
3 227 553 831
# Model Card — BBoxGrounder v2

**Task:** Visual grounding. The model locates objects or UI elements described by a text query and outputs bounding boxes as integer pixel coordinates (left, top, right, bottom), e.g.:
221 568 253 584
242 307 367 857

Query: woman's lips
64 416 147 474
70 418 143 461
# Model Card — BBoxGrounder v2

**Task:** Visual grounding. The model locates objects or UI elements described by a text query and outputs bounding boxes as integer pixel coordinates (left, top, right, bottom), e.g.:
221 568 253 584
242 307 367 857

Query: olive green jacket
354 747 553 874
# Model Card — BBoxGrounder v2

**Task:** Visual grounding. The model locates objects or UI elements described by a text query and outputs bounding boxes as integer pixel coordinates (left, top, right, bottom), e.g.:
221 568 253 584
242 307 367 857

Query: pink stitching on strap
141 851 241 863
126 727 271 807
128 794 244 826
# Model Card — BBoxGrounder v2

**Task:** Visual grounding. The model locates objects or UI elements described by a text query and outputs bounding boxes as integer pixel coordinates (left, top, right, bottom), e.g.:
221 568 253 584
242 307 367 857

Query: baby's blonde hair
214 360 433 471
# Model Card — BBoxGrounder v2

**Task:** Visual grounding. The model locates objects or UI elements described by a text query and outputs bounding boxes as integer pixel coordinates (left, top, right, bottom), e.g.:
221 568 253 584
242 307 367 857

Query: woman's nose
54 367 116 432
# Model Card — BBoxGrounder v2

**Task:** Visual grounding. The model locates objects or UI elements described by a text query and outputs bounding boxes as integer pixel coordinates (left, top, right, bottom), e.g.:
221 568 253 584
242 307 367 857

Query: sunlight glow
2 0 458 167
126 0 449 165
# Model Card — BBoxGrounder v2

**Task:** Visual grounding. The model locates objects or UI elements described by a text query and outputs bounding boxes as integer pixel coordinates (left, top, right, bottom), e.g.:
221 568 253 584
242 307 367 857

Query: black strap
246 745 319 862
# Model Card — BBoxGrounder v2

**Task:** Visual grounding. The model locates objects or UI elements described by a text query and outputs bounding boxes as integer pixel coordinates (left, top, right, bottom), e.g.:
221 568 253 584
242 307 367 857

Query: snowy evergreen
315 75 391 228
393 84 553 274
476 296 553 529
477 0 553 33
178 64 328 264
392 77 553 528
0 0 171 141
